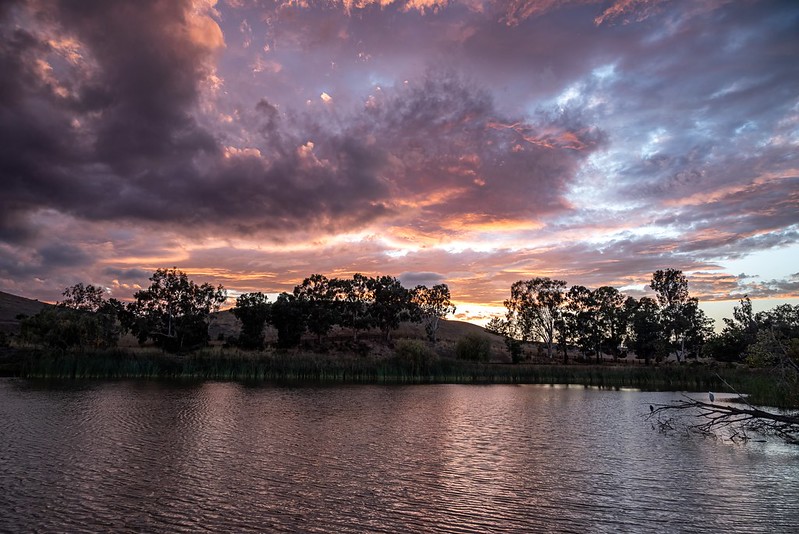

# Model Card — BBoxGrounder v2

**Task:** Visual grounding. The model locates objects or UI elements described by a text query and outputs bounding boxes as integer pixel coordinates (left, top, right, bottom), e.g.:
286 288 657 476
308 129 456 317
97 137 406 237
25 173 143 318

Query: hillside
208 309 510 359
1 291 511 359
0 291 50 333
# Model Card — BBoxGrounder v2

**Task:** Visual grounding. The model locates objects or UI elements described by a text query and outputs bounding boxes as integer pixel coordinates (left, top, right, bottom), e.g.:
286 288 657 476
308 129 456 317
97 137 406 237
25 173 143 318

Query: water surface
1 380 796 532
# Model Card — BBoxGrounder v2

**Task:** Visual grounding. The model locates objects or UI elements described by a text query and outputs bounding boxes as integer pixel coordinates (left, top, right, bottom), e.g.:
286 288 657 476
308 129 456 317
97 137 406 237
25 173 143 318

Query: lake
1 380 797 532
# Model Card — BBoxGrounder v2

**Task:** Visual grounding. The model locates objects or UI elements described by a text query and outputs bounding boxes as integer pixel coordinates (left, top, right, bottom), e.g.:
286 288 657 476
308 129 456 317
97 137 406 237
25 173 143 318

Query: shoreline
1 346 790 407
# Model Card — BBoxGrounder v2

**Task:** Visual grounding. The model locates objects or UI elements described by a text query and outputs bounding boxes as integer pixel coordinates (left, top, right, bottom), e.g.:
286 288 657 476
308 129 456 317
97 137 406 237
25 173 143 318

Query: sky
1 0 798 327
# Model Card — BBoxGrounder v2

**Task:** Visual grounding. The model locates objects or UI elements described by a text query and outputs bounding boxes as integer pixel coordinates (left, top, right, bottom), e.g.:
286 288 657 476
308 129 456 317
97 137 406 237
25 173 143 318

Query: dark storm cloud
1 0 597 241
0 0 218 238
0 1 366 237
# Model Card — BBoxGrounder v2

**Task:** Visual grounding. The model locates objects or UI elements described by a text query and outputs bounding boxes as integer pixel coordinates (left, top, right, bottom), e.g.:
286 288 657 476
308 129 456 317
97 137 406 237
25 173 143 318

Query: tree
485 316 505 335
232 292 270 349
413 284 455 343
681 299 714 358
59 283 107 312
21 283 125 350
563 285 599 361
745 304 799 370
705 297 757 362
650 268 689 308
650 269 694 362
556 286 586 364
593 286 627 361
331 274 374 341
486 316 523 363
369 275 417 342
629 297 666 365
269 292 307 348
128 268 227 352
755 304 799 340
505 277 566 359
294 274 337 343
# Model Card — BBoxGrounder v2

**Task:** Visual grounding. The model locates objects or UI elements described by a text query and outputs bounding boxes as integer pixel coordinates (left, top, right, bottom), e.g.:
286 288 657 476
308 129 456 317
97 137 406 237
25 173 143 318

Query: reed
8 347 794 407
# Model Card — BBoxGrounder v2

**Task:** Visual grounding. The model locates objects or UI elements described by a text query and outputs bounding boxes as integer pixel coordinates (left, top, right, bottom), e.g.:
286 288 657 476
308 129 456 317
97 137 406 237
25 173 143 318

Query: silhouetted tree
21 283 124 350
705 296 759 361
294 274 337 343
369 275 417 342
269 292 307 348
505 277 566 359
128 268 226 352
651 269 695 362
331 274 374 341
232 292 271 349
629 297 666 365
413 284 455 343
59 283 106 312
486 316 523 363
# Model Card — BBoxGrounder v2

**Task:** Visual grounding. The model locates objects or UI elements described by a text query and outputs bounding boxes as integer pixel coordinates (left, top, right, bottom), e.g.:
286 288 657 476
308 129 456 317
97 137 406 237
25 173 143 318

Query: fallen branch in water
649 396 799 444
649 389 798 446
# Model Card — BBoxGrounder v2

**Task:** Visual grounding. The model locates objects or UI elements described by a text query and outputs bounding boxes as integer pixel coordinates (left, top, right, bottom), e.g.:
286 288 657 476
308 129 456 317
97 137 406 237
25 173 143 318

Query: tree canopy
128 268 227 352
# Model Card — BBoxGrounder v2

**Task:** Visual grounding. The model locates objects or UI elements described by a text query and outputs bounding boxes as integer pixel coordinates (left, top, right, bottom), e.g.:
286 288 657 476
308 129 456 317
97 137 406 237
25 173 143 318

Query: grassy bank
3 347 793 407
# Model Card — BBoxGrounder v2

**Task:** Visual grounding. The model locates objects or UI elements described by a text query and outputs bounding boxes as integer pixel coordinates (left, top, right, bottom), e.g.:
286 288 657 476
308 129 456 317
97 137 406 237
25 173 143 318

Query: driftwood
648 372 799 444
649 396 799 444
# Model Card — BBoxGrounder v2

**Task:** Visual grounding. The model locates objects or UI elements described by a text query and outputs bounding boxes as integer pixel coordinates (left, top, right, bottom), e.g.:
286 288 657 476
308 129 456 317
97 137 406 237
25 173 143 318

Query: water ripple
1 380 798 532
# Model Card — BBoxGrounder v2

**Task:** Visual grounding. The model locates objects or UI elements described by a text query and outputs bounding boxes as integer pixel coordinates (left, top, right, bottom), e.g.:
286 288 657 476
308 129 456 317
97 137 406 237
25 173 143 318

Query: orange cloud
487 121 598 151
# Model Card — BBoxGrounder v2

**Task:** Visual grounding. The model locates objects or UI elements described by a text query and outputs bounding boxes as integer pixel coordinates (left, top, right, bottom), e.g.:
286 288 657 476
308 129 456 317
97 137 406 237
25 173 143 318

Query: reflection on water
1 380 797 532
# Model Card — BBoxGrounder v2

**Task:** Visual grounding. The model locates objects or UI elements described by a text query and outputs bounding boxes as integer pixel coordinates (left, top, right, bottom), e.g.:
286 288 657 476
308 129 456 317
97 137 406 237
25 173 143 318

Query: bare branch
648 395 799 444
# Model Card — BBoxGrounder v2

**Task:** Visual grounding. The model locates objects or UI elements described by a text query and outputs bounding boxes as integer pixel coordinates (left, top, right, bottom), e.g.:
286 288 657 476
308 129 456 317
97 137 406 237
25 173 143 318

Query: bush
456 334 491 362
395 339 437 374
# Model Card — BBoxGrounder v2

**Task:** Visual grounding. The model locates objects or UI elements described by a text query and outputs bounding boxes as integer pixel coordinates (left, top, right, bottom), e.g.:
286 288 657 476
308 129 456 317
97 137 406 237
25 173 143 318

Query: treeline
233 273 454 349
487 268 799 367
12 267 798 371
16 268 454 353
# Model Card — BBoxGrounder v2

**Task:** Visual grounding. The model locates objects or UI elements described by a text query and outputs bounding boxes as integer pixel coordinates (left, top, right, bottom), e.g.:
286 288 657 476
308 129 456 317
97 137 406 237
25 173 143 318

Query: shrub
456 333 491 362
395 339 437 374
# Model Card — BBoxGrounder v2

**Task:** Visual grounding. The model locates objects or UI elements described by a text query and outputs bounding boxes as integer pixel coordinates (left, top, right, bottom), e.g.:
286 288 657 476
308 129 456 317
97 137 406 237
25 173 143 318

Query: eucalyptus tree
504 277 567 359
629 296 665 365
128 268 227 352
294 274 337 343
232 292 271 349
650 269 709 362
412 284 455 343
562 284 596 360
707 297 762 362
486 316 523 363
369 275 417 342
269 292 307 348
593 286 628 361
59 283 107 312
330 274 374 341
650 269 690 361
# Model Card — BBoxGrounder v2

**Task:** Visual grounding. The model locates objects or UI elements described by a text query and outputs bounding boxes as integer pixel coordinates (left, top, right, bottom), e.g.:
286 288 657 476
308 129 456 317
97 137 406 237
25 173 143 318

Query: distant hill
0 291 51 333
1 291 511 359
208 308 510 360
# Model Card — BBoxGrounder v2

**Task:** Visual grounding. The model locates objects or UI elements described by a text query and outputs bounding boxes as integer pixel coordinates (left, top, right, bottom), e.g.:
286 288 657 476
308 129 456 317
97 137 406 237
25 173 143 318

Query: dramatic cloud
1 0 797 325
